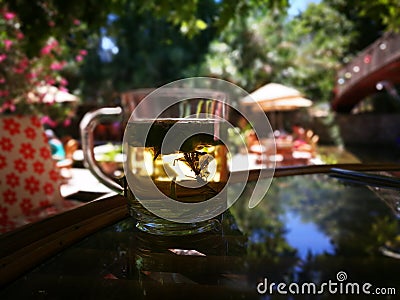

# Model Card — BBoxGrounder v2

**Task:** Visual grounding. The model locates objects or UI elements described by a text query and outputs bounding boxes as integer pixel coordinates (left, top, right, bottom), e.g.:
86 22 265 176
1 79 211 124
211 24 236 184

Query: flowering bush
0 6 86 124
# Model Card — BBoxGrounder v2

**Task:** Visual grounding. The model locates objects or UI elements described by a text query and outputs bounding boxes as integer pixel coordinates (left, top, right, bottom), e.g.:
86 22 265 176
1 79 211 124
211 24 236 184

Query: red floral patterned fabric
0 115 64 231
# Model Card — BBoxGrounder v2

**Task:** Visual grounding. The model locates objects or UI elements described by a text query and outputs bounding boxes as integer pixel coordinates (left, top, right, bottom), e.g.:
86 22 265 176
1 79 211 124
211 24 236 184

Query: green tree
200 0 399 102
285 2 355 102
5 0 399 103
197 8 290 91
325 0 387 53
3 0 290 101
327 0 400 39
199 2 354 102
78 1 220 102
4 0 290 56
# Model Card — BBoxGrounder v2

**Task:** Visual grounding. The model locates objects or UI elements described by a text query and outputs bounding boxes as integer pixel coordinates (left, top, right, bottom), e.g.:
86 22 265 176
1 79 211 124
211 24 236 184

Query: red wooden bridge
332 32 400 112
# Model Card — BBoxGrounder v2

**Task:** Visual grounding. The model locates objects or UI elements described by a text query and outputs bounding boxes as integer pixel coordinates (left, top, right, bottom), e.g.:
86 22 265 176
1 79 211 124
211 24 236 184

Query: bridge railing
335 32 400 98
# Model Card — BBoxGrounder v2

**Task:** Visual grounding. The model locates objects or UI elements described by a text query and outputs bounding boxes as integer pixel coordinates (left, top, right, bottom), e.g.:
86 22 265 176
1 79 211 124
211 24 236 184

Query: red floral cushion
0 115 64 229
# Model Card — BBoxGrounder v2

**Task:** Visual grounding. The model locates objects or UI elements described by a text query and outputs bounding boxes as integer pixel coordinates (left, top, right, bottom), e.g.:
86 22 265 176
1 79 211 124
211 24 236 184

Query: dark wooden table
1 169 400 299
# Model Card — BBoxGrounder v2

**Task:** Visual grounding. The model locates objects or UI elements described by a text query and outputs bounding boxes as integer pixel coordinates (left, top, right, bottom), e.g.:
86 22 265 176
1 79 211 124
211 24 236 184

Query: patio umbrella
241 83 311 109
255 96 312 112
241 83 312 129
38 85 79 103
243 83 301 102
29 85 79 103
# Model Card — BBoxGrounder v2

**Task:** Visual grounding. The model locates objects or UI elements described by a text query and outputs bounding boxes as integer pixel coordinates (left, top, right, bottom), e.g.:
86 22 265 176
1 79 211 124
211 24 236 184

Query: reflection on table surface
61 168 116 196
1 174 400 299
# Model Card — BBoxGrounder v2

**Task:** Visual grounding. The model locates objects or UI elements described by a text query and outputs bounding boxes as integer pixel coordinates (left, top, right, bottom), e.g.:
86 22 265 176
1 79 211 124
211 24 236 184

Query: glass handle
80 107 124 193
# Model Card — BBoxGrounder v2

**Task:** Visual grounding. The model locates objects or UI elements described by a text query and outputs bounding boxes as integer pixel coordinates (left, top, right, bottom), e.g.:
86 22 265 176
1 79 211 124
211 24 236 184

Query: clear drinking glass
122 86 230 235
80 78 274 236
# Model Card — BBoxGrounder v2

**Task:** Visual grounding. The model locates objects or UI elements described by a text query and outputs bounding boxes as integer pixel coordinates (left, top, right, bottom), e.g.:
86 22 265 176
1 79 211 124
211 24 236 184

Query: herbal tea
125 119 228 203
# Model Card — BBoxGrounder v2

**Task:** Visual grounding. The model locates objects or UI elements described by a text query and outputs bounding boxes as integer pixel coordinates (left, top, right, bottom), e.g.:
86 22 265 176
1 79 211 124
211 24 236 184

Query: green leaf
195 19 207 30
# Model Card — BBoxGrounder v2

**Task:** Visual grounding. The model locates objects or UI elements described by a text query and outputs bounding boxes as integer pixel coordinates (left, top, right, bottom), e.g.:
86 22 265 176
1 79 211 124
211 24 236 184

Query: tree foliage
4 0 290 55
324 0 387 53
199 2 355 102
320 0 399 35
199 0 400 103
78 0 222 102
285 2 355 101
2 0 290 102
2 0 399 104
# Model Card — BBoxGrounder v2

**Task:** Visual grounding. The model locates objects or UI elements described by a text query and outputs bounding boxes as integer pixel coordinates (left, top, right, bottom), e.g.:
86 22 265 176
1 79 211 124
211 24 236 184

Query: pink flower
73 19 81 26
63 118 71 127
0 10 72 120
41 45 52 55
75 55 83 62
50 62 63 70
45 78 56 85
50 39 59 48
26 72 37 80
0 90 9 97
41 116 57 128
4 40 12 50
13 66 24 74
79 49 88 56
41 40 58 55
1 102 15 112
59 78 68 86
3 12 16 20
13 58 29 73
19 57 29 68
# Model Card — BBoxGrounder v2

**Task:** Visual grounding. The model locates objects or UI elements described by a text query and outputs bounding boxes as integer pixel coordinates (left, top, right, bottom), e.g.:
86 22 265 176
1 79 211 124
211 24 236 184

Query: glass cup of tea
80 78 275 236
